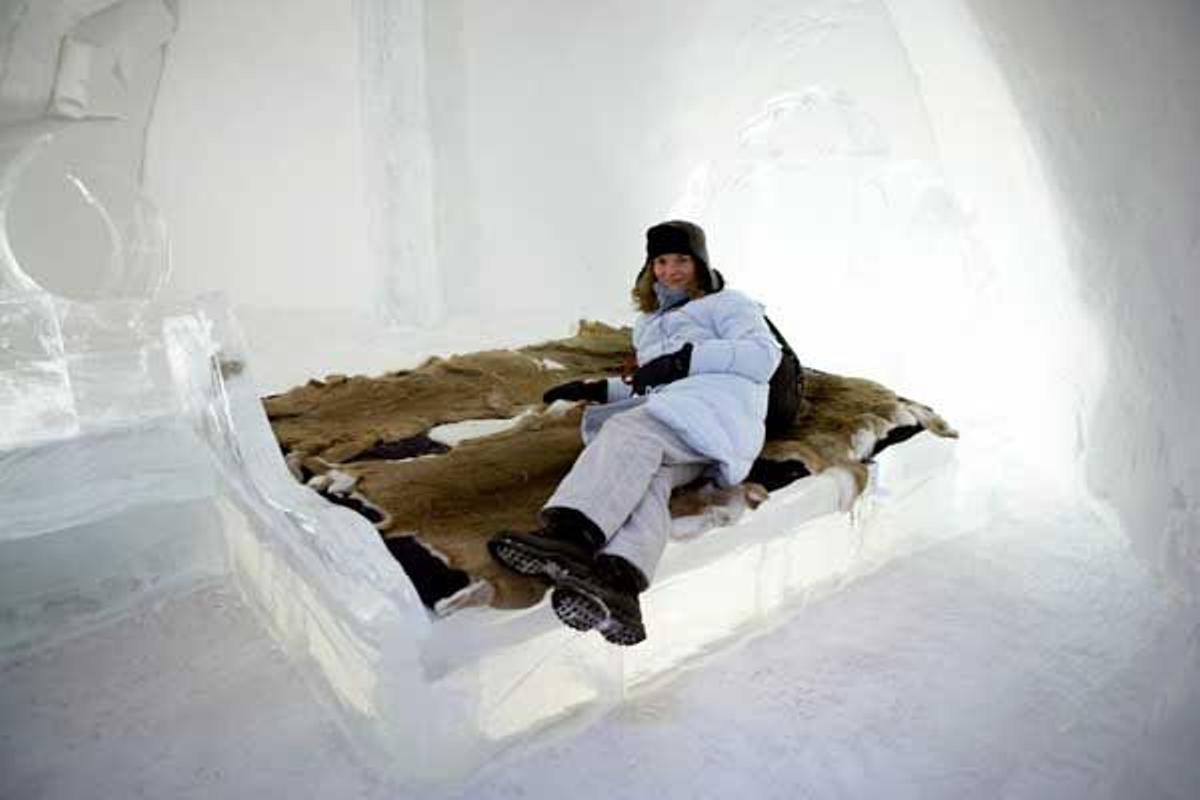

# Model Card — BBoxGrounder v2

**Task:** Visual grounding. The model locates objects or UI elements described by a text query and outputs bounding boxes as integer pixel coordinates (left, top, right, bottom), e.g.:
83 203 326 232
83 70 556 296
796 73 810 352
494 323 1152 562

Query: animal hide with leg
265 321 957 613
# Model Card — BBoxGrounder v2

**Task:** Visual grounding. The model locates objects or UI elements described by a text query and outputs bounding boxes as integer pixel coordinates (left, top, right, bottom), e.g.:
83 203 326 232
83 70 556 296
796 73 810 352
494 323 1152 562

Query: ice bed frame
1 294 959 785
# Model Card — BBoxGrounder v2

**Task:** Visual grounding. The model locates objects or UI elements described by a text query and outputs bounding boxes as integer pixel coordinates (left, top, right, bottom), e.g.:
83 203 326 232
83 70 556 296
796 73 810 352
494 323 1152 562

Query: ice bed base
412 432 958 769
229 435 960 785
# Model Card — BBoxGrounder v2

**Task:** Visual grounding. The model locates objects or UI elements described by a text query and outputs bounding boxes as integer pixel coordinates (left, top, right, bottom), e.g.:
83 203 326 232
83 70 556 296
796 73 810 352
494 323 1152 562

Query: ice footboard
419 430 960 763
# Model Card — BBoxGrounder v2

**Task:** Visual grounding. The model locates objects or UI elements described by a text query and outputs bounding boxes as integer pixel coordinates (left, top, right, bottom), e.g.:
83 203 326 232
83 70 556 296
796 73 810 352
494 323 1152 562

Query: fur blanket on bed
264 321 956 611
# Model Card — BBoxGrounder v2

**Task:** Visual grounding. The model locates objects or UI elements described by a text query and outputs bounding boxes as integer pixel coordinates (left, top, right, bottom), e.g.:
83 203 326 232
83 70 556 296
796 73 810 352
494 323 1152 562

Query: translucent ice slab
417 432 959 765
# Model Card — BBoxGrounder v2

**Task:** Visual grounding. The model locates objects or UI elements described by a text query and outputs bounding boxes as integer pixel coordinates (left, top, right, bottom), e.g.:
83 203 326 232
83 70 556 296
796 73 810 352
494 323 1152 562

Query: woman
489 220 781 645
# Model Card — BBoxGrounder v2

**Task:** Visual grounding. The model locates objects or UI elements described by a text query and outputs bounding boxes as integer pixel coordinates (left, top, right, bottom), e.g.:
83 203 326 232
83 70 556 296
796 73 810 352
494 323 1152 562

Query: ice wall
142 0 372 313
0 0 173 300
427 0 942 328
357 0 443 328
961 0 1200 601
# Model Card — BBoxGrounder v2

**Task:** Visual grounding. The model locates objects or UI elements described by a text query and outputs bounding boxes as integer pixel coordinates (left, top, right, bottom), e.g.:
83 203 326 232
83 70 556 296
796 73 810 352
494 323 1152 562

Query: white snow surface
2 486 1192 799
2 0 1199 797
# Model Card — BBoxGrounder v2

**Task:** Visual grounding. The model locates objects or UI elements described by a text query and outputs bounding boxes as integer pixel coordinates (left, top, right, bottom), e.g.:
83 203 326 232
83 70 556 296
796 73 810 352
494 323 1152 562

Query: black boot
551 554 649 646
487 506 605 582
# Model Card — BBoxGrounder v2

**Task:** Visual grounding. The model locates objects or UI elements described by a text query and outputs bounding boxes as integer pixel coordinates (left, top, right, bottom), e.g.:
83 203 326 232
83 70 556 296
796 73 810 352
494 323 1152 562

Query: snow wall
2 0 1198 785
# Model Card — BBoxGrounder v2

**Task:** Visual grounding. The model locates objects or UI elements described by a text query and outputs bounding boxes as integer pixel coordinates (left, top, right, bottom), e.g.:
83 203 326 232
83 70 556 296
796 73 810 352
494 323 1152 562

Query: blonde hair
631 263 708 313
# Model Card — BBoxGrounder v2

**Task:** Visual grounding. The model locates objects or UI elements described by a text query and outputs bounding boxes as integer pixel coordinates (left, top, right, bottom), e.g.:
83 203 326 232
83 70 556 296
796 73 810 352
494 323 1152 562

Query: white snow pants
544 406 709 581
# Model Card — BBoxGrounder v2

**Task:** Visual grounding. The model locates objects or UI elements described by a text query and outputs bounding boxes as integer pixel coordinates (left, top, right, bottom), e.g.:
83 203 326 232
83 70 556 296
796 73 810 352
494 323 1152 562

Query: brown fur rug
264 321 957 611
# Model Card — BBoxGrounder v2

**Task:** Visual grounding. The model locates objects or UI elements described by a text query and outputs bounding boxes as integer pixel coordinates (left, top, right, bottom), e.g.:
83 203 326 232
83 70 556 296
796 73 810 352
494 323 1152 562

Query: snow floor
2 475 1189 799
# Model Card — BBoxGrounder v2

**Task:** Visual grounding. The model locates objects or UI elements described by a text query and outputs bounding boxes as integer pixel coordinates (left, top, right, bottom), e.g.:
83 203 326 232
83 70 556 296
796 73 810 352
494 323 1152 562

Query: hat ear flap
695 264 723 293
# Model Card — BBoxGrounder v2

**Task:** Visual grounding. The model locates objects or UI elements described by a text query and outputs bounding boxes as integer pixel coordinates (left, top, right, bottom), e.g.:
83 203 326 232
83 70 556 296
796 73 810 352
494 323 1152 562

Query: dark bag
763 316 804 437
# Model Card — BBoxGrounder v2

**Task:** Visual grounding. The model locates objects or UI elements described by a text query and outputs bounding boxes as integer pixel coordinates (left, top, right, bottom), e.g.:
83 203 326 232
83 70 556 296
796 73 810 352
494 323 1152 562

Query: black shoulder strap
763 315 794 353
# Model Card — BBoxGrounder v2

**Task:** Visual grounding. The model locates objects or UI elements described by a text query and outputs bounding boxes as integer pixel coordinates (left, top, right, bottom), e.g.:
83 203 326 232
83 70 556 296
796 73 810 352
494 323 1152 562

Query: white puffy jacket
595 288 781 486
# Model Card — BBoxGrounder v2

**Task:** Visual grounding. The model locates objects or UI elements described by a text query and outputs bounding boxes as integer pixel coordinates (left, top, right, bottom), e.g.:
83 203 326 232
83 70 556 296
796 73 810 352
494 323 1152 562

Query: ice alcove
1 0 1197 794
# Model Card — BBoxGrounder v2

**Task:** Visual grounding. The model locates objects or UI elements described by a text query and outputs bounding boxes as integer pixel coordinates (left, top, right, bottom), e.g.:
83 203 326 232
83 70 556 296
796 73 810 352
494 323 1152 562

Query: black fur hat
644 220 724 292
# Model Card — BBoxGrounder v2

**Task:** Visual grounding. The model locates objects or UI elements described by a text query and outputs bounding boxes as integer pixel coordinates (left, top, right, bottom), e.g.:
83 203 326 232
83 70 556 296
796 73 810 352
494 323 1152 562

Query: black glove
632 343 693 395
542 379 607 404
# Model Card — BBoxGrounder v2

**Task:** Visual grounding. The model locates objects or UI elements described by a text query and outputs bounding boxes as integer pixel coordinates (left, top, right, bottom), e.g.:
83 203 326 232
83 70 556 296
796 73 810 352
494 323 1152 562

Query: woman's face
652 253 697 291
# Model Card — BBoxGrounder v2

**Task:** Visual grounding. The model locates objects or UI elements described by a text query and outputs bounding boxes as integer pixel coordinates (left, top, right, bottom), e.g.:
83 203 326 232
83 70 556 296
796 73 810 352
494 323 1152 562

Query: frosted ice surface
0 295 188 452
736 89 888 160
0 127 176 450
1 164 202 540
0 292 77 447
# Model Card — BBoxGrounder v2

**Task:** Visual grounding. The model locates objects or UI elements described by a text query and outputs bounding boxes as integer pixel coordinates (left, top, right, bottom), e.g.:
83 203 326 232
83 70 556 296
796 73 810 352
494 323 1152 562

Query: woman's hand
542 379 607 404
632 343 693 395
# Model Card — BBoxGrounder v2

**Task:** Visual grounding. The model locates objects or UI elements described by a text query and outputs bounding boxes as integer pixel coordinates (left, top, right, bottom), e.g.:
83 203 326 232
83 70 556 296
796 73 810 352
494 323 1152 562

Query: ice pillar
356 0 445 328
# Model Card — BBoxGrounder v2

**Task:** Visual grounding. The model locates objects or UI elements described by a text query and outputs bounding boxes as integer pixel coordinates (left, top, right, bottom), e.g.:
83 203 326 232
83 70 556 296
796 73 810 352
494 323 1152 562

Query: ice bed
1 281 959 783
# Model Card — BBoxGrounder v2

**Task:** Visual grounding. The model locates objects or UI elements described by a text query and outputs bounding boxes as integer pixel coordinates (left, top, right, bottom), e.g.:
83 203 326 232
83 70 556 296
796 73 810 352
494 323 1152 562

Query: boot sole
551 581 646 646
487 538 590 582
550 586 605 631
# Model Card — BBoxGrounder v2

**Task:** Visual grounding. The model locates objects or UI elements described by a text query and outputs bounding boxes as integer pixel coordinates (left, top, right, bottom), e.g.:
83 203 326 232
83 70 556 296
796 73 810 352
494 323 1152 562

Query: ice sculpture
0 121 423 681
49 0 177 121
1 130 74 448
0 125 174 449
1 125 222 655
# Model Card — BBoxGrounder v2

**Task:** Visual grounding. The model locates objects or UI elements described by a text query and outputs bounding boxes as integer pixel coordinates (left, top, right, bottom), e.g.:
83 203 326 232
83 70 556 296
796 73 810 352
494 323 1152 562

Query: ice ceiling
1 0 1197 794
